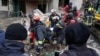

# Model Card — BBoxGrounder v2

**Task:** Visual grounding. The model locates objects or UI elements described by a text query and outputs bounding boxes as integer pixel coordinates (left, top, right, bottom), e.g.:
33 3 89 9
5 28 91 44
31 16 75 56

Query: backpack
64 48 98 56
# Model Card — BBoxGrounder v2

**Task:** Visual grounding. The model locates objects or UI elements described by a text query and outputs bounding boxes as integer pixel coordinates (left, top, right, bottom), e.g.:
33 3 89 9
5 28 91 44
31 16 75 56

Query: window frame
2 0 8 6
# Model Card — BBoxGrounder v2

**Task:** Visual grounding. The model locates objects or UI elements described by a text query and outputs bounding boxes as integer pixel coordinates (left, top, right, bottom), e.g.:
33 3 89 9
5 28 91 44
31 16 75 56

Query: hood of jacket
0 39 25 55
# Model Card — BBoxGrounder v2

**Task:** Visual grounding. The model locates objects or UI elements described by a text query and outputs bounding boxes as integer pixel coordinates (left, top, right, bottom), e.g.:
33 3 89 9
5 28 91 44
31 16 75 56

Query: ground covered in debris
0 18 100 56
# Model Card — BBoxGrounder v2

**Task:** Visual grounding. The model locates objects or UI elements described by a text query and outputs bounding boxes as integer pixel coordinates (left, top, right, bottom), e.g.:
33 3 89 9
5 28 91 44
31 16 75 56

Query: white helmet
51 9 56 13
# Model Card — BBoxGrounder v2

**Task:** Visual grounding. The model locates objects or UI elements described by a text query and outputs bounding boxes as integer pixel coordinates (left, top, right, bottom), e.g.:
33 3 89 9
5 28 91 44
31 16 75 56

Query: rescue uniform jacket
33 21 46 41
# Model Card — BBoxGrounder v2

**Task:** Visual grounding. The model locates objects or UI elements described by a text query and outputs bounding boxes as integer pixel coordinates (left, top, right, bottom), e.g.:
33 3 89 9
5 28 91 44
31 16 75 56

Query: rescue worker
44 19 54 43
62 2 73 23
87 3 94 16
72 6 80 21
60 22 98 56
29 10 35 28
84 3 94 26
53 21 65 50
49 9 61 27
64 13 77 25
84 1 90 14
84 1 94 16
0 23 28 56
29 13 35 50
32 13 46 55
63 2 73 13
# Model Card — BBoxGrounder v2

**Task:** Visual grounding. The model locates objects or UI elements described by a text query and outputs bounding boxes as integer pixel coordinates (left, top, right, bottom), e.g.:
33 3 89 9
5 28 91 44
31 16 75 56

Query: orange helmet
32 13 40 21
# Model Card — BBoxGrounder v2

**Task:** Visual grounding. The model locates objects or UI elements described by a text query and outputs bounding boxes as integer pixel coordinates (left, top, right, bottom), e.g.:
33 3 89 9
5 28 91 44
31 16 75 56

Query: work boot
36 46 41 56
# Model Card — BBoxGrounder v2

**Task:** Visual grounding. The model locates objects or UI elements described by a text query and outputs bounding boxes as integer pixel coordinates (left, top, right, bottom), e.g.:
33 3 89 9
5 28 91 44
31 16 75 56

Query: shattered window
2 0 8 6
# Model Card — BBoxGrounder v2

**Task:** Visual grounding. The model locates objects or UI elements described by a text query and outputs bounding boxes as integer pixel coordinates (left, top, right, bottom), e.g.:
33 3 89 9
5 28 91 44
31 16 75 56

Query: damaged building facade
0 0 70 18
0 0 84 18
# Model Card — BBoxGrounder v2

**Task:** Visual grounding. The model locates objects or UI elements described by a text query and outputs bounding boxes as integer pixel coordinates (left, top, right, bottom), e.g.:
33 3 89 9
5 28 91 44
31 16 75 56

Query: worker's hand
50 27 54 31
